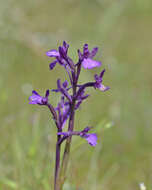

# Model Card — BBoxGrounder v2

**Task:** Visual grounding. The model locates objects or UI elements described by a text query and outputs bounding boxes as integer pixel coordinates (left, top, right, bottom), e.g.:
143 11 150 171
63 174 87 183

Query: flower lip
29 91 42 105
29 90 49 105
79 44 101 69
85 133 97 146
80 127 97 146
98 84 110 92
82 58 101 69
46 49 60 57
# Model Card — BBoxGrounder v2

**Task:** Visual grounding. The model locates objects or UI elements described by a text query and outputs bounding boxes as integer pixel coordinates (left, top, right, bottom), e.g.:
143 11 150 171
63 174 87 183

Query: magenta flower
78 44 101 69
46 41 69 59
94 69 110 92
80 127 97 146
58 127 97 147
46 41 71 70
81 133 97 146
29 90 49 105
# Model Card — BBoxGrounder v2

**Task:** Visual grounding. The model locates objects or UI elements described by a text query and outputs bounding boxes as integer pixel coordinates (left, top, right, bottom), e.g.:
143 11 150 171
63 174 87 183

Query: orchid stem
54 134 61 190
60 105 75 189
59 82 77 189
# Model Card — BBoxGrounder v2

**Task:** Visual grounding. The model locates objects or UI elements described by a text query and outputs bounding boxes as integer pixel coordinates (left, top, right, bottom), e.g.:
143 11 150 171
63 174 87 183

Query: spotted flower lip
29 90 49 105
78 44 102 69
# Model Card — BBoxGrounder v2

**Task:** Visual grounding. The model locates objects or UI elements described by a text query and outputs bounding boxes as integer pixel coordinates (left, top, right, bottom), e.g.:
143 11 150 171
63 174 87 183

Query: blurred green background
0 0 152 189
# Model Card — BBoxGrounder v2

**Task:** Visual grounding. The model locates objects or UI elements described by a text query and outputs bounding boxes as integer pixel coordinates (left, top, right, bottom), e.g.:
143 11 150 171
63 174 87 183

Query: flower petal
45 90 50 98
89 47 98 58
62 80 68 88
81 127 91 133
82 58 101 69
29 92 42 104
49 60 57 70
62 41 69 54
94 74 100 82
78 49 83 61
99 69 105 78
83 44 90 58
46 49 60 57
98 84 110 92
29 90 49 105
32 90 40 96
85 133 97 146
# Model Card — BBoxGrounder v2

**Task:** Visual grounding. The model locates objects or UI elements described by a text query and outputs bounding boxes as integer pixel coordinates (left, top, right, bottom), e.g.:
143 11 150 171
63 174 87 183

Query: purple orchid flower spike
78 44 101 69
29 90 49 105
30 41 109 190
94 69 110 92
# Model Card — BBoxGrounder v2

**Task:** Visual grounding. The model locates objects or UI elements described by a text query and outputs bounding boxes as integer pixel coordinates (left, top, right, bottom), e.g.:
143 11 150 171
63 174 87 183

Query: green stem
59 88 76 189
60 104 75 188
54 135 61 190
